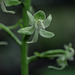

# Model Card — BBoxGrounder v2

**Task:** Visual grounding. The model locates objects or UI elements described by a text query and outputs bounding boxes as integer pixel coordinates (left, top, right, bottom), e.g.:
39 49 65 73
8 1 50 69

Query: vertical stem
21 0 31 75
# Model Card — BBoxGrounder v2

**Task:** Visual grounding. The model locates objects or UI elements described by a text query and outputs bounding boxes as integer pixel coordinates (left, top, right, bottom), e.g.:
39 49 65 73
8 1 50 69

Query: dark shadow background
0 0 75 75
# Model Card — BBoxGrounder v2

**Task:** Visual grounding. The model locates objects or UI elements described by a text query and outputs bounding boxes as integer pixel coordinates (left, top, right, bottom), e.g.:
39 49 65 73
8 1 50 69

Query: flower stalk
21 0 31 75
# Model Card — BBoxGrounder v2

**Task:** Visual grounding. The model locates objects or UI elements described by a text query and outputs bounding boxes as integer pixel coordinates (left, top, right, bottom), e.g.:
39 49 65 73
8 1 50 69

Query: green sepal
34 10 46 20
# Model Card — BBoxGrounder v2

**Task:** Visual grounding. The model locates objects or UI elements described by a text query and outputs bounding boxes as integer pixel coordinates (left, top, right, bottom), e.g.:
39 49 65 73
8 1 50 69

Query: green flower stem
0 19 23 30
40 49 65 55
21 0 31 75
28 49 66 63
0 23 21 45
8 19 23 30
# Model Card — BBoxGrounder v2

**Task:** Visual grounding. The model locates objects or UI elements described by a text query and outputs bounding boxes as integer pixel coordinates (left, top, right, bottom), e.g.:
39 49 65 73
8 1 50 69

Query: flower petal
27 29 39 43
27 11 34 25
39 29 55 38
0 1 15 14
17 26 34 35
44 14 52 28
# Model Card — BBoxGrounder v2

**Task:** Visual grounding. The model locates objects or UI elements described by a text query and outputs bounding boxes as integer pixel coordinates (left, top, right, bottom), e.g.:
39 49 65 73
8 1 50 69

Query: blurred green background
0 0 75 75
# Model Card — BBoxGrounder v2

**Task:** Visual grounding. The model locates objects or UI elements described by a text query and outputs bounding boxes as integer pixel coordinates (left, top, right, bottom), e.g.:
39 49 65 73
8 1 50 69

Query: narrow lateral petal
27 11 34 25
44 14 52 28
39 29 55 38
18 26 34 35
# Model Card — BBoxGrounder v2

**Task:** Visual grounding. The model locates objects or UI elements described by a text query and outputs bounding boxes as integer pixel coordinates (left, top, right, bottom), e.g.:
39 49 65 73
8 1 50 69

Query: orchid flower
48 43 74 70
18 10 55 43
0 0 21 14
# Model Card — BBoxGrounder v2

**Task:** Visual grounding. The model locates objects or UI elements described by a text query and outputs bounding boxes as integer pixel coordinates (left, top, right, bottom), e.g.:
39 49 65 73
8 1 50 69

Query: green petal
34 10 46 20
44 14 52 28
39 29 55 38
27 29 39 43
4 0 21 6
17 26 34 35
27 11 34 25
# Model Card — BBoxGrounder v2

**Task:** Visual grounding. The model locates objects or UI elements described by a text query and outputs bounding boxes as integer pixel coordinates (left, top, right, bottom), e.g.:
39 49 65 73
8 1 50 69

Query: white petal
44 14 52 28
0 1 15 14
27 11 34 25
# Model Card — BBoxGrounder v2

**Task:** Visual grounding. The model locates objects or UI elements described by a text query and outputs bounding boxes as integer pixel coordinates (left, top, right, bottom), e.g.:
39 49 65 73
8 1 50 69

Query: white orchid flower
18 10 55 43
48 43 74 70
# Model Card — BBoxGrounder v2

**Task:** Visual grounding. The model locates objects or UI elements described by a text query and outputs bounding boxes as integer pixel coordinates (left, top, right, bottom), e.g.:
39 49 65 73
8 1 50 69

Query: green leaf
39 29 55 38
17 26 34 35
4 0 21 6
27 11 34 25
44 14 52 28
34 10 46 20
